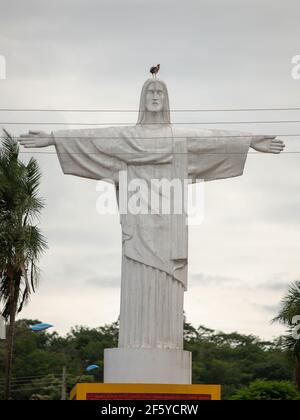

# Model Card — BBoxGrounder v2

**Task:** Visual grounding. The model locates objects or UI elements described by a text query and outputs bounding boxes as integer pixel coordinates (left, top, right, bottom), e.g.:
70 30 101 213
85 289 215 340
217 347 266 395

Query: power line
0 375 75 393
0 134 290 155
3 134 299 140
0 376 62 385
16 152 293 156
0 378 62 387
0 373 66 382
10 385 61 392
0 383 62 392
0 379 62 389
1 107 300 113
0 381 61 389
7 133 289 155
2 120 300 126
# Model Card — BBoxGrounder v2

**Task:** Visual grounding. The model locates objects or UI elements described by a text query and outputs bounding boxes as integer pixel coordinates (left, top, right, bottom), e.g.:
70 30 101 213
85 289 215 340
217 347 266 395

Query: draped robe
53 125 251 350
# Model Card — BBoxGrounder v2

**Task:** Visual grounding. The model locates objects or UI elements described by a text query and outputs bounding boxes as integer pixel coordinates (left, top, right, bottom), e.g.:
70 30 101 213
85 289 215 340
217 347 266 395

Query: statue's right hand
19 131 54 148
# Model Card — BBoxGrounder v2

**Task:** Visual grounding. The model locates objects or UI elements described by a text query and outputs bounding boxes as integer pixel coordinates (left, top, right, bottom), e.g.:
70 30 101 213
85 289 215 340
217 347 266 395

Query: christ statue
19 78 285 383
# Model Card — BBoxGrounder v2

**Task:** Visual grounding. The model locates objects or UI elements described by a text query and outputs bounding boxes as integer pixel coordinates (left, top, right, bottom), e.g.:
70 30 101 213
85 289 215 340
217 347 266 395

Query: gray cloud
189 273 240 287
86 275 120 289
253 303 281 315
258 281 291 292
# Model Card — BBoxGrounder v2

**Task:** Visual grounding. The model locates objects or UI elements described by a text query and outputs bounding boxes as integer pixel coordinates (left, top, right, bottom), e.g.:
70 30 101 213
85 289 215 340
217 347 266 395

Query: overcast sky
1 0 300 339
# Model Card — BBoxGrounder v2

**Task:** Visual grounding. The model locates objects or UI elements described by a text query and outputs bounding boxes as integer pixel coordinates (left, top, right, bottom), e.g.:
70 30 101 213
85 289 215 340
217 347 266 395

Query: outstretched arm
18 128 125 182
250 136 285 154
186 128 285 183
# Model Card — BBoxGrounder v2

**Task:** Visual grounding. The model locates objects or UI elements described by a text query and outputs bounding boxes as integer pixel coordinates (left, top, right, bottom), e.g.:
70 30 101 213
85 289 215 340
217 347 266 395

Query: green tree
0 132 47 399
230 379 300 400
273 281 300 389
0 319 295 400
184 325 293 399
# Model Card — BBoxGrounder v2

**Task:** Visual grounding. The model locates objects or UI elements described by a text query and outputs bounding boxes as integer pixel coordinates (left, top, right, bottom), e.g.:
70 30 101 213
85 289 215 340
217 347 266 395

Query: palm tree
0 130 47 400
273 281 300 390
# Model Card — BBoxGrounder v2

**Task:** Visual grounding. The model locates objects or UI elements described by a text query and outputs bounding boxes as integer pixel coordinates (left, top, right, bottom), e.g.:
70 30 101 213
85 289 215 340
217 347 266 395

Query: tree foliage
0 319 298 400
230 380 300 400
0 132 47 318
0 132 47 399
273 281 300 389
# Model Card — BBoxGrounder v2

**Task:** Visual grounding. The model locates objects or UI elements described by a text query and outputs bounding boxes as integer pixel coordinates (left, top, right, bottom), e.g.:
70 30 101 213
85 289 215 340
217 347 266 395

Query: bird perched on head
150 64 160 79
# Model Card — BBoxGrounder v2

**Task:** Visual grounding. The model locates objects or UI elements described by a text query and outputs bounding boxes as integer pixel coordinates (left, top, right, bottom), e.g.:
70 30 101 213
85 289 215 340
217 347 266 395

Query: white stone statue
19 79 285 384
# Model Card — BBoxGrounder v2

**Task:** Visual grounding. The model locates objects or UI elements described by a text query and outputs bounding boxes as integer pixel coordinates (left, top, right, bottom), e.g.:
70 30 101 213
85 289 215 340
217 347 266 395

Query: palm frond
274 281 300 362
0 130 19 161
0 130 47 318
273 281 300 324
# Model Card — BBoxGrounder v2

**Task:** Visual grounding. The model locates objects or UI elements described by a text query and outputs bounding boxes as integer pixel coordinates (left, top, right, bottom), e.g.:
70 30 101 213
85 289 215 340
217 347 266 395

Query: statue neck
142 111 166 125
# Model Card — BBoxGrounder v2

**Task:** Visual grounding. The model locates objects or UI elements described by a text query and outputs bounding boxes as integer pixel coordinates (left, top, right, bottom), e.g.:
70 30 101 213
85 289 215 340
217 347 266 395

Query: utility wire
0 373 67 382
16 151 293 155
0 379 62 388
2 120 300 126
2 135 298 140
0 380 63 389
1 107 300 113
0 376 63 385
0 383 62 392
0 133 290 155
0 373 63 380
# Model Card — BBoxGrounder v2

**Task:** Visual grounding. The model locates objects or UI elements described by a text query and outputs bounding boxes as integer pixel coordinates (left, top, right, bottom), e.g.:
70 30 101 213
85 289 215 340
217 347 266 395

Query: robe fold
53 125 251 349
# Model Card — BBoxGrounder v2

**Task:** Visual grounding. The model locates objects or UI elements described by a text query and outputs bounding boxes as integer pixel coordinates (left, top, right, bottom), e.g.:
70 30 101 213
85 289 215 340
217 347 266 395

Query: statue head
137 79 171 125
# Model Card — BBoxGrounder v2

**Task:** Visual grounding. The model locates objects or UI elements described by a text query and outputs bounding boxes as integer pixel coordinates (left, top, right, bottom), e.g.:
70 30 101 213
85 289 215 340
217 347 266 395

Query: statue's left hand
251 136 285 154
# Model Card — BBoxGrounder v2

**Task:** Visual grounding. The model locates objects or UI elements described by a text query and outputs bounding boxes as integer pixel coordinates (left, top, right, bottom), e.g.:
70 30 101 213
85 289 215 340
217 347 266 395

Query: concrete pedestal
104 348 192 384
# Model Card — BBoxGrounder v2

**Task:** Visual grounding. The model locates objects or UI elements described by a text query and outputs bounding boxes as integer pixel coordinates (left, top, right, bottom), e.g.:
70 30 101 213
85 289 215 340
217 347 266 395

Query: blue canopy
30 323 53 332
86 364 100 372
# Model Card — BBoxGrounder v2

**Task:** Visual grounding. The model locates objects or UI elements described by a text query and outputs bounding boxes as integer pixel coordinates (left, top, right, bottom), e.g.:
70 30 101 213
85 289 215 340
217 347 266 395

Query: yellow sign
71 383 221 401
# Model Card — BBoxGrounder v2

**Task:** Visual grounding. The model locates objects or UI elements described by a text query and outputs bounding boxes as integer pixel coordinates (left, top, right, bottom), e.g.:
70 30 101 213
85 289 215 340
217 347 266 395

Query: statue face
145 82 165 113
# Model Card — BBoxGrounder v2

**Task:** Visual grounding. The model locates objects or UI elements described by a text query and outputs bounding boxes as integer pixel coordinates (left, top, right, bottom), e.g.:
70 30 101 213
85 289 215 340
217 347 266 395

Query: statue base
71 383 221 401
104 348 192 384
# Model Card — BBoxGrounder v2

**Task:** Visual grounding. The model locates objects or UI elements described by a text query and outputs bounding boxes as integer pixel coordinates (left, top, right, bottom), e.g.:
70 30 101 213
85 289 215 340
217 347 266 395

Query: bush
230 380 300 400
